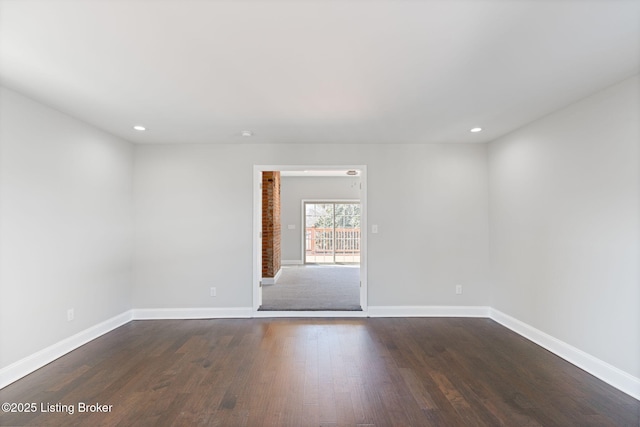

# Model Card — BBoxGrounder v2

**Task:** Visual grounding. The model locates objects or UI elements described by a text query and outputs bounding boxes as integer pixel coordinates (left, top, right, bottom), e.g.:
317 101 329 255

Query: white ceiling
1 0 639 145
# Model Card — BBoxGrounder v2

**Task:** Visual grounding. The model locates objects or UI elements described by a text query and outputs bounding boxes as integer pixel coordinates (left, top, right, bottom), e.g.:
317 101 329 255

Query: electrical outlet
455 285 463 295
67 308 74 321
210 287 217 297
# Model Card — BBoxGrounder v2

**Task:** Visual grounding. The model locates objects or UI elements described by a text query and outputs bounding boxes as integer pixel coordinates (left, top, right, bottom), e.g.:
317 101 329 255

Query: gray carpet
260 264 361 311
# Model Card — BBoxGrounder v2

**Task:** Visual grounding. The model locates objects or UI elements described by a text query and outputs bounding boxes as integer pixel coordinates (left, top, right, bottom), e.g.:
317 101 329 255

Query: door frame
252 165 368 315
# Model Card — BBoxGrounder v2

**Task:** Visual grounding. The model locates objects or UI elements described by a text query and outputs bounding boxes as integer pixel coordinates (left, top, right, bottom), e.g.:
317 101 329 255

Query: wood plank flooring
1 318 638 426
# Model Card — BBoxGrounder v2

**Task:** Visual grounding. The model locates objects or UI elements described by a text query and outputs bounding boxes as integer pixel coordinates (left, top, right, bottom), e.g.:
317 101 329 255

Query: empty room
0 1 639 426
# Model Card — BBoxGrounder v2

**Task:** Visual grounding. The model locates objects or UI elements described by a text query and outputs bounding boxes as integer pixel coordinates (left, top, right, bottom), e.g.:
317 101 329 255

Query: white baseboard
132 307 253 320
489 308 640 401
368 305 490 318
0 310 133 389
261 268 283 285
281 260 303 265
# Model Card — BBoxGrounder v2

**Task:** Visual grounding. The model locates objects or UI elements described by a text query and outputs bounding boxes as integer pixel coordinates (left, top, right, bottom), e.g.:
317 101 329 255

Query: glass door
305 202 360 264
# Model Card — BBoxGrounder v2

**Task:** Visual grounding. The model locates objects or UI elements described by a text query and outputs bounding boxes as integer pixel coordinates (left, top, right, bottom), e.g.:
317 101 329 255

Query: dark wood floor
1 318 638 426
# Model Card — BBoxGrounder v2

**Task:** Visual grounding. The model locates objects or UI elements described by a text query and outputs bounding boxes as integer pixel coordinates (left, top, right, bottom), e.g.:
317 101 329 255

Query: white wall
133 143 490 308
488 75 640 378
0 88 134 368
280 176 361 262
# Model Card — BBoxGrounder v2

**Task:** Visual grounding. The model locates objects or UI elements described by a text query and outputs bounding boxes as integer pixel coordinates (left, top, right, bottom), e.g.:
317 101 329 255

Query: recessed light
241 130 253 137
470 127 482 133
133 125 146 131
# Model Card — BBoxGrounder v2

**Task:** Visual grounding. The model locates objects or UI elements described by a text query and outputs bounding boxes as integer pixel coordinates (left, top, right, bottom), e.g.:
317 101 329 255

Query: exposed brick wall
262 171 281 279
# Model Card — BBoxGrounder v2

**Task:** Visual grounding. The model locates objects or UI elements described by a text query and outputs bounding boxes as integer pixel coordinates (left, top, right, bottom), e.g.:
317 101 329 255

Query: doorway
252 165 368 314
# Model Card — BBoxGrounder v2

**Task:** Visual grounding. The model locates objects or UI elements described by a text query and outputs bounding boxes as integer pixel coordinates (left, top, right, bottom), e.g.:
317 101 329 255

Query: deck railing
305 227 361 259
